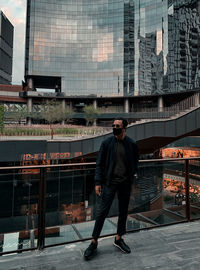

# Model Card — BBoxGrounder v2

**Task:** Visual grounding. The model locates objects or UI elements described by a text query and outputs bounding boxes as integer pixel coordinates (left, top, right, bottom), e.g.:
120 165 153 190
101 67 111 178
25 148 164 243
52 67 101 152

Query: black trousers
92 180 131 240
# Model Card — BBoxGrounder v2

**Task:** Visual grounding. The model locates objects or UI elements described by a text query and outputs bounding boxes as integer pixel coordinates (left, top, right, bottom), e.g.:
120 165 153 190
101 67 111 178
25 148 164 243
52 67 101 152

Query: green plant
0 105 4 132
83 105 100 126
5 106 28 124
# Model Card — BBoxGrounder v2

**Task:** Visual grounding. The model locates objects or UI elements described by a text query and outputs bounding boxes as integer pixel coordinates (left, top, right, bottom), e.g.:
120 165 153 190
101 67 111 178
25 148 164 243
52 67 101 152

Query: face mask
113 128 122 136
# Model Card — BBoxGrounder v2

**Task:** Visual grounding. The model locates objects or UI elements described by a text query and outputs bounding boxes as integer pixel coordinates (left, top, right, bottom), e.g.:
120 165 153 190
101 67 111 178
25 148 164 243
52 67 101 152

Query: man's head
112 117 128 139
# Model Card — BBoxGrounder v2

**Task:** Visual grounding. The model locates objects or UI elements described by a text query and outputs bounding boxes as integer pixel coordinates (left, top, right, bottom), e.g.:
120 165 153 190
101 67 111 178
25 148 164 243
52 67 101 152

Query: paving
1 220 200 270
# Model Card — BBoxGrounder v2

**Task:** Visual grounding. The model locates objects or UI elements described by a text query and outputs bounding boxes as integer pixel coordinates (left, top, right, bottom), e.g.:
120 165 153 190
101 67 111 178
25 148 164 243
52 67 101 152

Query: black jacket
95 135 139 186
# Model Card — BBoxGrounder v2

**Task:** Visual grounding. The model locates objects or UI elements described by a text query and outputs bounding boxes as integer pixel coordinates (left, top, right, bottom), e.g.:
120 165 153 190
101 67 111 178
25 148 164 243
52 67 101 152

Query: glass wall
43 160 191 246
133 0 168 95
0 169 39 252
0 11 14 84
133 0 200 95
168 0 200 92
0 159 199 252
26 0 124 96
25 0 200 96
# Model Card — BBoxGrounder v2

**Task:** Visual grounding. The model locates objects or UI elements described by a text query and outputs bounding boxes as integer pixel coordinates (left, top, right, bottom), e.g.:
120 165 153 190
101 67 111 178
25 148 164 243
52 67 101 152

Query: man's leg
92 184 116 240
84 184 116 260
114 181 131 253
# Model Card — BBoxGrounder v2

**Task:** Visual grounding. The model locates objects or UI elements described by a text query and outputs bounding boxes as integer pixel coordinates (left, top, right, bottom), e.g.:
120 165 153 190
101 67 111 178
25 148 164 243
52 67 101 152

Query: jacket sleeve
94 140 106 186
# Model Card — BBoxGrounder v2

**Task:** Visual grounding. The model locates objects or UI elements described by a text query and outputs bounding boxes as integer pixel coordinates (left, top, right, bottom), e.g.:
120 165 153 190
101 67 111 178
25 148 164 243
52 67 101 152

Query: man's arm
94 141 106 194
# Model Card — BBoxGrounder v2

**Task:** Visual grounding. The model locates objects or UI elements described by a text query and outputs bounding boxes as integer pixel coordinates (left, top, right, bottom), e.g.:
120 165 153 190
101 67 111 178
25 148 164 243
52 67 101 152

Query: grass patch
0 127 87 136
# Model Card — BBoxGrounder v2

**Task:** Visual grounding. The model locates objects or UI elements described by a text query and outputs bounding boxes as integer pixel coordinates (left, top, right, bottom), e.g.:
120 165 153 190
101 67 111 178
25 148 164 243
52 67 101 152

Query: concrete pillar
93 99 97 109
27 98 32 125
93 99 97 126
158 96 164 112
62 99 66 125
28 78 34 90
195 92 200 107
69 101 73 111
124 98 129 113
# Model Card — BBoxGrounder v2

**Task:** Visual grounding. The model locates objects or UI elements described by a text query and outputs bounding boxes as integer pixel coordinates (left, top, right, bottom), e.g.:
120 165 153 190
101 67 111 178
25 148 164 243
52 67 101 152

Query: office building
24 0 200 111
0 11 14 84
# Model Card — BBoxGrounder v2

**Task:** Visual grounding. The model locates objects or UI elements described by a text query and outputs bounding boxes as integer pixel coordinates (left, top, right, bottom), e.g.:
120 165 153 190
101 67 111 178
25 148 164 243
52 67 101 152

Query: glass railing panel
189 159 200 220
44 160 190 246
127 160 187 231
0 169 39 253
44 166 98 246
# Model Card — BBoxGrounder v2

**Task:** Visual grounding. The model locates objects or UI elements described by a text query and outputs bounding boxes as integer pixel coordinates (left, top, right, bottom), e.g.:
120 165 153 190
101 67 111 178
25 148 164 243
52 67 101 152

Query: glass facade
168 0 200 92
25 0 124 96
0 11 14 84
25 0 200 96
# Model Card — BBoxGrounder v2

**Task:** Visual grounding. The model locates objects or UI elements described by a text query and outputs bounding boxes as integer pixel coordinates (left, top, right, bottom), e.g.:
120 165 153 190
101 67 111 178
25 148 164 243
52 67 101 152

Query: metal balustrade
0 157 200 255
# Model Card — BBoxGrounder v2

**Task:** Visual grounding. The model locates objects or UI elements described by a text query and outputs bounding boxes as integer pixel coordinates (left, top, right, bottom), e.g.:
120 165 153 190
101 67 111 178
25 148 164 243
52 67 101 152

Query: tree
83 105 100 126
40 100 73 138
0 105 4 132
60 108 73 124
5 106 28 125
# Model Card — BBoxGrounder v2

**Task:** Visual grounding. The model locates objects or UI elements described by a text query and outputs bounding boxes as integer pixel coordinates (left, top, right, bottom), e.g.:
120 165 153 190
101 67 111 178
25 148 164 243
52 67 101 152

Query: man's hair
114 117 128 128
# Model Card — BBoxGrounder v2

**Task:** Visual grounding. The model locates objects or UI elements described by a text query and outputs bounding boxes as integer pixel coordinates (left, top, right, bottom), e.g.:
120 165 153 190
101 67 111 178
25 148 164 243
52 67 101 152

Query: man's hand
95 185 102 196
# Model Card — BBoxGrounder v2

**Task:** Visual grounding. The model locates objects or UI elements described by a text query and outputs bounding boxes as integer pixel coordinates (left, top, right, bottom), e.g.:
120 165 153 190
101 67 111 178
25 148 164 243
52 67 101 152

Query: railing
133 93 200 115
0 158 200 255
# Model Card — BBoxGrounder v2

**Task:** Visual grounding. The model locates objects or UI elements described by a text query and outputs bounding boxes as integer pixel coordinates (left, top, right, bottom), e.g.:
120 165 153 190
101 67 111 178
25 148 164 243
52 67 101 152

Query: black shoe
113 237 131 253
84 241 98 260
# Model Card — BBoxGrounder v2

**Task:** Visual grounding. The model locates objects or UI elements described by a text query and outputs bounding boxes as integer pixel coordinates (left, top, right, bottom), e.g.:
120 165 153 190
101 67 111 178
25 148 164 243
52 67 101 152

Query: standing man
84 118 139 260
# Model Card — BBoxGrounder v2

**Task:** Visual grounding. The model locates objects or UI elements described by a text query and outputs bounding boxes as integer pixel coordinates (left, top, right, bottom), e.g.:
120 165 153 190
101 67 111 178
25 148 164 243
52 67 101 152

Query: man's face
112 120 123 129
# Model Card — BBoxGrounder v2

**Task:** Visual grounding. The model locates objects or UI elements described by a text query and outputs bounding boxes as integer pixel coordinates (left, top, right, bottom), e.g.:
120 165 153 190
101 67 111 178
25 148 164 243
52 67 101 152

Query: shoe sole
84 249 97 261
113 242 131 254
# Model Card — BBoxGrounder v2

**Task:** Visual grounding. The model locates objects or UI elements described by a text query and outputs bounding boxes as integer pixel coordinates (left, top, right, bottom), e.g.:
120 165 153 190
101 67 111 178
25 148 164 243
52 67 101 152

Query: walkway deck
1 220 200 270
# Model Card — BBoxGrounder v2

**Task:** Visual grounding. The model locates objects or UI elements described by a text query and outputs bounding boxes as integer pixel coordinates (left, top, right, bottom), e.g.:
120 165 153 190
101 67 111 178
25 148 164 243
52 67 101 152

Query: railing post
38 167 46 250
185 159 190 221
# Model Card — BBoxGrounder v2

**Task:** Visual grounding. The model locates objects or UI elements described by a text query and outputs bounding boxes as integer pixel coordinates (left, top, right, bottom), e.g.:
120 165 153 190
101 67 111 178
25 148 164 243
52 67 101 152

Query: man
84 118 139 260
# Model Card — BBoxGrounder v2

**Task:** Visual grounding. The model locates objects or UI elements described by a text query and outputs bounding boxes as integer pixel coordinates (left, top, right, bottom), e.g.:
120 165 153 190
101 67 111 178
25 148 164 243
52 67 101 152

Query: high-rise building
25 0 200 97
0 11 14 84
168 0 200 92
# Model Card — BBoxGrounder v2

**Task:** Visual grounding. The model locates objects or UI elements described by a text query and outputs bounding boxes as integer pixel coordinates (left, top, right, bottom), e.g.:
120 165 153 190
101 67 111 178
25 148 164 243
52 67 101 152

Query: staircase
132 92 200 125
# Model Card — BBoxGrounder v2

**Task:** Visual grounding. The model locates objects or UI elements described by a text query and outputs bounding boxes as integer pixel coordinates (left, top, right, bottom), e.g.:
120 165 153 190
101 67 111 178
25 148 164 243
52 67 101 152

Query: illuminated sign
21 152 82 161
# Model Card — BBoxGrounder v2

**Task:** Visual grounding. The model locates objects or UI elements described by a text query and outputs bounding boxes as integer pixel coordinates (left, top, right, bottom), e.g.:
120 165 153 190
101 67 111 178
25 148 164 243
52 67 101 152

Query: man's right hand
95 185 102 196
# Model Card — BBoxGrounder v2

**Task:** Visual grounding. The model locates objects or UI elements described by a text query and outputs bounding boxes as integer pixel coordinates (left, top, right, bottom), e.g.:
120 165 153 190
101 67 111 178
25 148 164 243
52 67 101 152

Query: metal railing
133 93 200 114
0 157 200 255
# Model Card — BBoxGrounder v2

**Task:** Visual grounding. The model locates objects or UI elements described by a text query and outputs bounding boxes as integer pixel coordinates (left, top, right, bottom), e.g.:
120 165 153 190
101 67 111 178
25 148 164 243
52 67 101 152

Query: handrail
0 157 200 170
0 162 96 171
0 157 200 255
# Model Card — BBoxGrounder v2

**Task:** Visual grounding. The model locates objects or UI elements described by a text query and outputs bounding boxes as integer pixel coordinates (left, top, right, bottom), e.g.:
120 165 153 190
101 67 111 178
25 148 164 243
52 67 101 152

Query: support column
69 101 73 111
27 98 32 125
28 78 34 90
158 96 164 112
93 99 97 109
195 92 200 107
93 99 97 126
62 99 66 125
124 98 129 113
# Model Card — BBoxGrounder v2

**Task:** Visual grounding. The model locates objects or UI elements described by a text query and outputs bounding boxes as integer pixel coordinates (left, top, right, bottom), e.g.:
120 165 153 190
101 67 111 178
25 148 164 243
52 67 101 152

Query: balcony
0 158 200 268
1 219 200 269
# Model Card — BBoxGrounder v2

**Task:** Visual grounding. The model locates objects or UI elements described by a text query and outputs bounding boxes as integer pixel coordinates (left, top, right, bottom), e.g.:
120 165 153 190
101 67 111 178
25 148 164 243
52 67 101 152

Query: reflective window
26 0 124 96
25 0 200 96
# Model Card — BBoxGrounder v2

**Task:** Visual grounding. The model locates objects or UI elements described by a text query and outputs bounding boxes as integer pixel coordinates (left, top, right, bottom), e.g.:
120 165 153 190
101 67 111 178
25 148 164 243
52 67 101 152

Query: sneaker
113 237 131 253
84 241 98 260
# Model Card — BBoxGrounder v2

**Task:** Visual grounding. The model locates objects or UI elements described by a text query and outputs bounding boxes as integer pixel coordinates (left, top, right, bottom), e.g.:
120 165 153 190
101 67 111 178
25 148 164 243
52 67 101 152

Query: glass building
25 0 200 97
0 11 14 84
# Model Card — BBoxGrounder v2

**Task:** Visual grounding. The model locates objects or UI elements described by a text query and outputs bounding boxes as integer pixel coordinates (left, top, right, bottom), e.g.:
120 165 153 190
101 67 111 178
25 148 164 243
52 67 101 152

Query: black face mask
113 128 122 136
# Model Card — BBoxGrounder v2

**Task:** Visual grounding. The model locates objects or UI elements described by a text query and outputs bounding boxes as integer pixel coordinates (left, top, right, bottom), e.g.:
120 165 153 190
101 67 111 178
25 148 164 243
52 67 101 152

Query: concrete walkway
1 220 200 270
